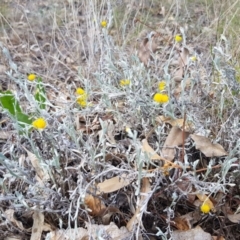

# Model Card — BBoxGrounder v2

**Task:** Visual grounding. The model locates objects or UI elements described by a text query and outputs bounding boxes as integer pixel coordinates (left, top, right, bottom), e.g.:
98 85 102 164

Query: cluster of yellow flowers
153 81 169 104
119 79 130 87
76 87 88 107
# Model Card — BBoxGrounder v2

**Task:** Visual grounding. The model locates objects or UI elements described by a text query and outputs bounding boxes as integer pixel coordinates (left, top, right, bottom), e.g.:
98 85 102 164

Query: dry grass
0 0 240 239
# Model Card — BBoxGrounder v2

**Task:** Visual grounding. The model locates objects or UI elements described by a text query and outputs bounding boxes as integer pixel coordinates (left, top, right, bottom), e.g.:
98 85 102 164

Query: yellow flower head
119 79 130 87
77 98 87 108
27 73 36 81
32 118 47 130
101 20 107 28
76 88 86 95
190 56 197 61
175 34 182 43
76 87 88 107
153 93 169 104
200 203 211 214
158 81 166 91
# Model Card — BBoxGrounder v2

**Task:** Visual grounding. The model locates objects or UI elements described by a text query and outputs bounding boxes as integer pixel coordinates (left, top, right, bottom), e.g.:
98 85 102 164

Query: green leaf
0 90 32 125
34 77 46 109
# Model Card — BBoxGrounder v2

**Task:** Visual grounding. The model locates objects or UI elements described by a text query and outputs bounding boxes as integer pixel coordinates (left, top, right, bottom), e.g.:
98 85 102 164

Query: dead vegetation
1 0 240 239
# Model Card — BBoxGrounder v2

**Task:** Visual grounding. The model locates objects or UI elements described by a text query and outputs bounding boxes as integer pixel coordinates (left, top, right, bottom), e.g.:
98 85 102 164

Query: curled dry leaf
156 115 194 132
84 194 105 216
141 138 165 161
190 134 228 157
162 126 189 161
96 173 133 194
138 32 158 66
127 177 151 231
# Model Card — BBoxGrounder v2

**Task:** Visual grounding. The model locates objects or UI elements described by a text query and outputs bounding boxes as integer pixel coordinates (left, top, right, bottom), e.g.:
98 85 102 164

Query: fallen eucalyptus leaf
190 134 227 157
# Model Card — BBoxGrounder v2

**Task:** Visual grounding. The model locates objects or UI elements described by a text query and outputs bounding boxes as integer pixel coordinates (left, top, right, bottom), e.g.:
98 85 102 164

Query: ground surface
1 1 240 239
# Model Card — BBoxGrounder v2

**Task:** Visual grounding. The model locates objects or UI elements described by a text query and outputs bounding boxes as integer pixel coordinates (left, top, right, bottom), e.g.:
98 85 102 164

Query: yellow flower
77 98 87 107
76 91 87 107
27 73 36 81
200 203 211 214
158 81 166 91
76 88 85 95
153 93 169 104
101 20 107 28
175 34 182 43
75 88 88 107
32 118 47 130
119 79 130 87
190 56 197 61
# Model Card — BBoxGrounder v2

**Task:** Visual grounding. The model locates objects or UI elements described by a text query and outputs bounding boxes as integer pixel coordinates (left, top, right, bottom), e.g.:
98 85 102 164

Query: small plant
0 75 47 128
0 90 32 127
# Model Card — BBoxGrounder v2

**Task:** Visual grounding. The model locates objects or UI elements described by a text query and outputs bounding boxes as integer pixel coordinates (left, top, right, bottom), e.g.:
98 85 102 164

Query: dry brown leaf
141 138 165 161
162 126 189 161
196 193 215 212
84 194 105 216
172 226 211 240
138 33 158 66
190 134 228 157
227 213 240 223
156 115 194 132
127 177 151 231
173 216 191 230
31 210 44 240
97 174 132 194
